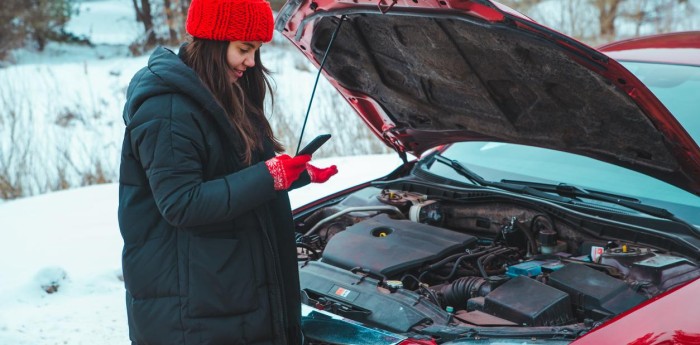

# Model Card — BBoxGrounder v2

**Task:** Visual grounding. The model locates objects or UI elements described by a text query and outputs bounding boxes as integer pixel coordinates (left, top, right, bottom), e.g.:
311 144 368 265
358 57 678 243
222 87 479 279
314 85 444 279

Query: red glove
306 163 338 183
265 154 311 190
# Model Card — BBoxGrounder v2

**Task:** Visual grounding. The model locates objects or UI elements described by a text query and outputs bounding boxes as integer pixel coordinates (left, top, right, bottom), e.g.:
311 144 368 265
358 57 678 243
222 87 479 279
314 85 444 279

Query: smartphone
297 134 331 156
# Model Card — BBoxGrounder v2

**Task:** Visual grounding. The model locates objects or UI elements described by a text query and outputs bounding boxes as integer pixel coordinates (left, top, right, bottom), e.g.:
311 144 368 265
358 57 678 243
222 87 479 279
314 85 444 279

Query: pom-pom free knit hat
186 0 274 42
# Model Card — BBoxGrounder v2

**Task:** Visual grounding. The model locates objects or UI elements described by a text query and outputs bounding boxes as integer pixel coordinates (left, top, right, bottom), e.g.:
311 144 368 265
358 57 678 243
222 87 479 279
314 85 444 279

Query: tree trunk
132 0 156 46
163 0 178 44
181 0 190 21
593 0 622 41
131 0 141 22
141 0 156 46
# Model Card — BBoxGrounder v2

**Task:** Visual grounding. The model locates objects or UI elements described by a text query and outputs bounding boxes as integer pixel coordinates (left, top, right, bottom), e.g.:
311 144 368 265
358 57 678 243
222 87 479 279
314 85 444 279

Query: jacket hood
123 46 222 126
274 0 700 195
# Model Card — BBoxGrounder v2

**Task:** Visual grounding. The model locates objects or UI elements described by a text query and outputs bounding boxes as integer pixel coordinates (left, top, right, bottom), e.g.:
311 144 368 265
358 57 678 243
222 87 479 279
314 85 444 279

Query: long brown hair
180 38 283 165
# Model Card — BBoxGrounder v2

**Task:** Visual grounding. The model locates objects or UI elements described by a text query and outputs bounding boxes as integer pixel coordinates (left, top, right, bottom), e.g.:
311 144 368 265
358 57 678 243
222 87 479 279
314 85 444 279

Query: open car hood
275 0 700 195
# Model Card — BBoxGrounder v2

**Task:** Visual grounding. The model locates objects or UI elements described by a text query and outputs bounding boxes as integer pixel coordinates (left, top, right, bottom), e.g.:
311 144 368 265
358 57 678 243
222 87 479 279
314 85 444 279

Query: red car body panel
277 0 700 194
571 277 700 345
598 31 700 66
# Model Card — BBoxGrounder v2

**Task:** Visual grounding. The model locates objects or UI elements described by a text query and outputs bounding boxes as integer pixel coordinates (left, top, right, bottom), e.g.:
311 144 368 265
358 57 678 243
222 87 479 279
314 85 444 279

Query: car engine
294 186 700 340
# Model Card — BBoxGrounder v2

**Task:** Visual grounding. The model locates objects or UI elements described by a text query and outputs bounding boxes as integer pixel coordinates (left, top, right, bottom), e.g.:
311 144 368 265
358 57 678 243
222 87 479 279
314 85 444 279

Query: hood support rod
295 15 347 155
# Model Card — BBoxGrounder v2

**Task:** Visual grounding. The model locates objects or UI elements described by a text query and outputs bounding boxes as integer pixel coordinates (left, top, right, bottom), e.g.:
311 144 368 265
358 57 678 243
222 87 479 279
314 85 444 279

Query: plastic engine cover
299 261 450 333
484 276 573 326
322 213 477 277
548 263 647 318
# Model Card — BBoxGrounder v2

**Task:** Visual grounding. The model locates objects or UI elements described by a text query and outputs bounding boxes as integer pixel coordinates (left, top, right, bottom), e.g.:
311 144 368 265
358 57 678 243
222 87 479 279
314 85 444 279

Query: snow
64 0 142 46
0 154 401 344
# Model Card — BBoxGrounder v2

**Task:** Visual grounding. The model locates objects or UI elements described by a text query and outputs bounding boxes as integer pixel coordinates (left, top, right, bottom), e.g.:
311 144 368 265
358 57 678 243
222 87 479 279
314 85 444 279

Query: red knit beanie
186 0 274 42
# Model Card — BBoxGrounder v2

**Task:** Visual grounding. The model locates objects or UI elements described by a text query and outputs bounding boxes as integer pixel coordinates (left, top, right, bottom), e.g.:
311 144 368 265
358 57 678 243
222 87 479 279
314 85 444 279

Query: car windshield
421 62 700 225
621 61 700 145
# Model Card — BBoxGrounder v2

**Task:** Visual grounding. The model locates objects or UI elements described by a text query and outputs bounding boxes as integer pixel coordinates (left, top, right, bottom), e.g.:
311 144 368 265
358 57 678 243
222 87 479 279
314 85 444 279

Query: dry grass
0 76 117 200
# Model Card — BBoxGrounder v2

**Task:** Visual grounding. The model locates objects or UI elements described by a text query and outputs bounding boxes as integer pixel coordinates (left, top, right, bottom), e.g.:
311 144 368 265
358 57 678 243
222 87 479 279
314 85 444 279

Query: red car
275 0 700 343
571 32 700 345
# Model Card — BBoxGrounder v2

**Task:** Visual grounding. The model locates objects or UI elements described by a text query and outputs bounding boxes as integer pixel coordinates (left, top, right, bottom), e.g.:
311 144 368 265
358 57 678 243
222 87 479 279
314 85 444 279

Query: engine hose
420 247 506 283
420 247 505 282
514 220 538 256
426 246 502 272
440 277 491 309
477 247 515 278
441 254 479 281
477 254 493 278
431 267 477 282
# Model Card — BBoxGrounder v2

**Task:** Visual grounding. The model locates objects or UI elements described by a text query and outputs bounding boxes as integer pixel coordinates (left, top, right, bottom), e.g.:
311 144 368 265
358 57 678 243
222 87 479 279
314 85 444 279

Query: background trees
501 0 696 45
0 0 80 61
1 0 696 59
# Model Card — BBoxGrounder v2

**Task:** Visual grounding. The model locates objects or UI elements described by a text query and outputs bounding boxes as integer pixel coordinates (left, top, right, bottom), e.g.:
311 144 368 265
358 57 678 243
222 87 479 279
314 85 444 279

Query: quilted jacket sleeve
128 95 277 227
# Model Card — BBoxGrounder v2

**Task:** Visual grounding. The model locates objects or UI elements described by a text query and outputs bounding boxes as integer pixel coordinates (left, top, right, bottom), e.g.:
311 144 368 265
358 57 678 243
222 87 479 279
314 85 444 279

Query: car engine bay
294 184 700 341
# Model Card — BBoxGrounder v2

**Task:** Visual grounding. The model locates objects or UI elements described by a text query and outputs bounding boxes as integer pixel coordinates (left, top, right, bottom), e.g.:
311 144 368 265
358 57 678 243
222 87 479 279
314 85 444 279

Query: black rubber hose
421 247 506 283
439 254 478 281
425 245 503 274
440 277 490 309
426 248 488 271
430 267 477 282
514 220 538 256
477 247 515 278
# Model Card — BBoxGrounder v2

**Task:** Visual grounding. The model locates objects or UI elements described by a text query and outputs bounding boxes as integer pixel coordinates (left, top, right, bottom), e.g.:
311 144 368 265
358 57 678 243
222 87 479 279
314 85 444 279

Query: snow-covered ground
0 154 402 344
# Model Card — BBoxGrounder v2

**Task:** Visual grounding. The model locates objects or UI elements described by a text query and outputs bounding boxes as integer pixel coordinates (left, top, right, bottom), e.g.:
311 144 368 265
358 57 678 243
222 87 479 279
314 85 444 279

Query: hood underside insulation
310 14 677 172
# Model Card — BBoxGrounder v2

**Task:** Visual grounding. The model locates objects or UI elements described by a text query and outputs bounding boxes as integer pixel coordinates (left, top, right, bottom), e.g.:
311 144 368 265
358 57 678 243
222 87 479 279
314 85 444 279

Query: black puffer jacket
118 46 307 345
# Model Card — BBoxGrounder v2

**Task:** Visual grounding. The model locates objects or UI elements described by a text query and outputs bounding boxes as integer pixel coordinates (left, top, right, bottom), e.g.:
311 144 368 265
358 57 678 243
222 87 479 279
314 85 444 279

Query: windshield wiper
502 179 699 235
432 154 698 236
433 154 573 203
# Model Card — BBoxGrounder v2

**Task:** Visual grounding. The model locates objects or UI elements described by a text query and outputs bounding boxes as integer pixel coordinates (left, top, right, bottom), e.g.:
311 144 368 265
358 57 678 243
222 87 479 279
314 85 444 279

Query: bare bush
81 161 110 186
55 107 84 128
0 72 118 200
51 163 72 194
0 0 82 60
25 0 78 50
0 81 32 199
0 1 27 61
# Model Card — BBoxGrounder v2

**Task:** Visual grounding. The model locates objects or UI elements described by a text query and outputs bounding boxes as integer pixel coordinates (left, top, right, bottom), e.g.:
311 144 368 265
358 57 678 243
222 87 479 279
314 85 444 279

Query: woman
117 0 337 344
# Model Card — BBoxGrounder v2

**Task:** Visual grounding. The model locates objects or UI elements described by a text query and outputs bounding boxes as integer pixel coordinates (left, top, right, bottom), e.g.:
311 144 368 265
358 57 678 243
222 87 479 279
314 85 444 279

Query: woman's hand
306 163 338 183
265 154 311 190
